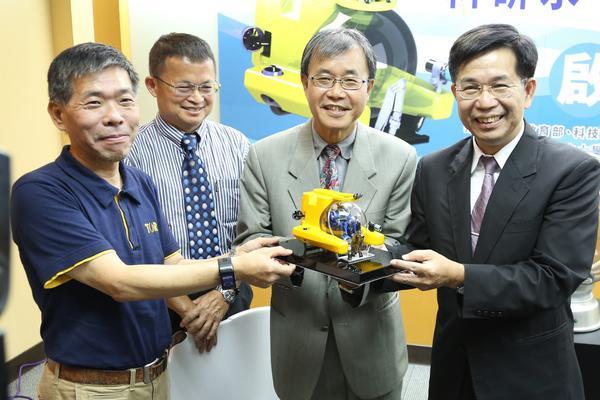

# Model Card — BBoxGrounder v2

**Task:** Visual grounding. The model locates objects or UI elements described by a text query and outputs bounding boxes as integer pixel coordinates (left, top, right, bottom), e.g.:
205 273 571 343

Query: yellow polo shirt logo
144 221 159 234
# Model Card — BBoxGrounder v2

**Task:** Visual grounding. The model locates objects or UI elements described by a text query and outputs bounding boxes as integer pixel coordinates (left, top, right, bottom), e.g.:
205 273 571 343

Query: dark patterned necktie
320 144 341 190
471 156 500 254
181 133 220 259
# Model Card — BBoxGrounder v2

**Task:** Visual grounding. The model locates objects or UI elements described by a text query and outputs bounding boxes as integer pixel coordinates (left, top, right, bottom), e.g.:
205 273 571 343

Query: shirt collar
155 114 207 149
471 124 524 173
55 146 142 207
311 122 356 160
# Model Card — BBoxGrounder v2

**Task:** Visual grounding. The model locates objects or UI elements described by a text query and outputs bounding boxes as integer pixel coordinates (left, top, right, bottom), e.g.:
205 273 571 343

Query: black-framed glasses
154 76 220 96
310 75 371 91
455 78 529 100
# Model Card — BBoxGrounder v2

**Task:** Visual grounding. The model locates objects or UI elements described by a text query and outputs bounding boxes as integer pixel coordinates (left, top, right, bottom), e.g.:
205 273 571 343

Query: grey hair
48 42 139 104
300 28 377 79
448 24 538 82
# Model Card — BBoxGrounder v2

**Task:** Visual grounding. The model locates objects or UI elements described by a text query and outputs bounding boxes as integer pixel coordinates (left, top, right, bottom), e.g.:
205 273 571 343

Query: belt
47 353 168 385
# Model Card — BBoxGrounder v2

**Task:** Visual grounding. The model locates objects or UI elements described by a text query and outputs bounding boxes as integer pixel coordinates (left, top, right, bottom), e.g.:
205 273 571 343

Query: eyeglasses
455 79 528 100
310 75 371 91
154 76 220 96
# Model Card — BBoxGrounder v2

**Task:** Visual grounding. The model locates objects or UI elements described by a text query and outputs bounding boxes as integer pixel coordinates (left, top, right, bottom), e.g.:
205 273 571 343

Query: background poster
211 0 600 158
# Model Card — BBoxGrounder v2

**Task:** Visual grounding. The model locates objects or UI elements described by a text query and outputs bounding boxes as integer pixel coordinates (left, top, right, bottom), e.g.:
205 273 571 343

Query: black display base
278 239 396 285
574 329 600 400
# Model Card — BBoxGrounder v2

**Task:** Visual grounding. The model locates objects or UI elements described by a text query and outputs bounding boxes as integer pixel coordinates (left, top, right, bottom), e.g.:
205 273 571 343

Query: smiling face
301 46 374 144
48 66 139 170
452 47 536 155
146 56 215 133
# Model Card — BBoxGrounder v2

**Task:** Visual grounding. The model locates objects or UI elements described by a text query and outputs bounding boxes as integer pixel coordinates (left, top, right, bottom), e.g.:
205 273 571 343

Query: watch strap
218 257 236 290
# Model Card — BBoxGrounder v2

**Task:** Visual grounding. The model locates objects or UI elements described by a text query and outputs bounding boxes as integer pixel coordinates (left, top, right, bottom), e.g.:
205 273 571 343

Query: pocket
374 292 399 313
213 179 240 225
514 321 569 345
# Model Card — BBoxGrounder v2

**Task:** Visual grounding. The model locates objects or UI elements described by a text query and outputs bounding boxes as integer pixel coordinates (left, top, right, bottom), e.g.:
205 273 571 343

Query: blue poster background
217 2 600 158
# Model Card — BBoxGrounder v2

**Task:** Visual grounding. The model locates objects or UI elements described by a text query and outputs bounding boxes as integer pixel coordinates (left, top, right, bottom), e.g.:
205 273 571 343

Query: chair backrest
168 306 278 399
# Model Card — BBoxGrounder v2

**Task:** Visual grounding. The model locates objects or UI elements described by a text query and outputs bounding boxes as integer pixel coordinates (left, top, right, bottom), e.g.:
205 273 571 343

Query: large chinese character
586 126 600 141
496 0 526 9
551 125 566 139
541 0 579 10
557 52 600 107
537 124 551 137
571 125 586 139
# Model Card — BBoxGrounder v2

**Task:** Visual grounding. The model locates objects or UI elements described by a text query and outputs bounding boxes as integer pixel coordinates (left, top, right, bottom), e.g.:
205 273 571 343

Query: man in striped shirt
126 33 250 353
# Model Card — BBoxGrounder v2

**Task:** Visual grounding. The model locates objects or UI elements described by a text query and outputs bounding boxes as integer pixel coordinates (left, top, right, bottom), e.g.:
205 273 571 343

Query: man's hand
387 249 464 290
180 291 229 353
234 236 281 255
234 246 295 287
371 243 388 251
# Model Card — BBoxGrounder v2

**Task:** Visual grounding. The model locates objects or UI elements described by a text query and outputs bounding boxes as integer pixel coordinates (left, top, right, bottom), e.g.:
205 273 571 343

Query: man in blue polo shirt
10 42 294 400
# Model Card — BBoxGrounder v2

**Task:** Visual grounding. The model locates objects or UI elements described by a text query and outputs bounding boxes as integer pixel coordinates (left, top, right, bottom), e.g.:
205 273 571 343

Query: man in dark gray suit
235 29 417 399
388 24 600 400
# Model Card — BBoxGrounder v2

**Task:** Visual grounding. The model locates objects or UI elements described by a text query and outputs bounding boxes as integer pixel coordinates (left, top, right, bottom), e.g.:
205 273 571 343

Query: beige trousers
37 364 170 400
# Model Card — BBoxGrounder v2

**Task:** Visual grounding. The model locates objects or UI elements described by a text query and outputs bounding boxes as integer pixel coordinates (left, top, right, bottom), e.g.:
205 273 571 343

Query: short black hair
448 24 538 82
149 33 215 77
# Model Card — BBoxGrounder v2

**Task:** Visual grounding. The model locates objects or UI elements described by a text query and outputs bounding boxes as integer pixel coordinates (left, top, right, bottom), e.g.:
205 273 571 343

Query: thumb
265 246 293 258
402 250 430 262
258 236 280 246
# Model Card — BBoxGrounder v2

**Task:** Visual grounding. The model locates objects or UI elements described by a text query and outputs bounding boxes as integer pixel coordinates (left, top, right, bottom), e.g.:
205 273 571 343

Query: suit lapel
287 122 321 210
447 139 474 262
341 124 377 212
474 124 537 262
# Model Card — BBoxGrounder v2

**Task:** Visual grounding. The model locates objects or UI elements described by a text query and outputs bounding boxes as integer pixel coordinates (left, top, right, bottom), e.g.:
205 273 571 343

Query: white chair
168 306 279 400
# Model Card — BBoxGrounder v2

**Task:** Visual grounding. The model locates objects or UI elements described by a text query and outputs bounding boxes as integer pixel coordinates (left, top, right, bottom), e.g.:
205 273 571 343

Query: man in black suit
387 24 600 400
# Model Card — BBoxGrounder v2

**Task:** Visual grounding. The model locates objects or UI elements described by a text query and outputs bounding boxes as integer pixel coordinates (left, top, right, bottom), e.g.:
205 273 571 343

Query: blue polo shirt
11 146 180 369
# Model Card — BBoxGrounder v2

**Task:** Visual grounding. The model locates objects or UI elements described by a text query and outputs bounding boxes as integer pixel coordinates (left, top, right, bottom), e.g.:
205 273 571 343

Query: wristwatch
218 256 236 290
216 285 238 305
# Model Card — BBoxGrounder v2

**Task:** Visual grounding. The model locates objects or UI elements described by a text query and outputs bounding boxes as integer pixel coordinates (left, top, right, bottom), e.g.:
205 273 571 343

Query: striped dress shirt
125 115 250 258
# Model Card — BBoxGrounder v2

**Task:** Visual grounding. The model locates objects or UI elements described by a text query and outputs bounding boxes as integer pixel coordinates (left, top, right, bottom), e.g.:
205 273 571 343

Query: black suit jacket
388 123 600 400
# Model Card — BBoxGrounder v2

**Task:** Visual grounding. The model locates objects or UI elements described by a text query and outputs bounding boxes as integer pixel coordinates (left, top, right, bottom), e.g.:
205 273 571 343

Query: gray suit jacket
235 121 417 399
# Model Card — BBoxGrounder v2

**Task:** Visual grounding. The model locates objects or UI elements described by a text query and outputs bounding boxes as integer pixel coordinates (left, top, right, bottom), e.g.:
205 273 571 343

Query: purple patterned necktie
471 156 500 254
320 144 341 190
181 133 220 259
